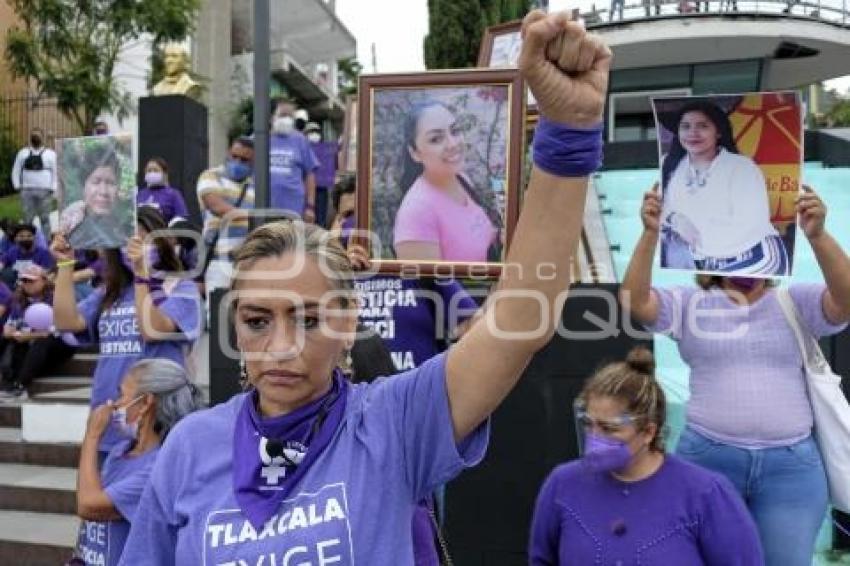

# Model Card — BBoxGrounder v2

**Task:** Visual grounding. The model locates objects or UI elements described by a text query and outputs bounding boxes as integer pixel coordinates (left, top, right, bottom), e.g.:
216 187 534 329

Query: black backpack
22 149 44 171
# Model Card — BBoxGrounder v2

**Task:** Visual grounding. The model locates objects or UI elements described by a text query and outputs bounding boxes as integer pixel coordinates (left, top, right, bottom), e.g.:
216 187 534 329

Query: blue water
595 164 850 556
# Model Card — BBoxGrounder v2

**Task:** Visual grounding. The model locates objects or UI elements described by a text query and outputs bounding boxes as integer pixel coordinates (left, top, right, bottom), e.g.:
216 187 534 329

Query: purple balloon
24 302 53 331
61 332 79 347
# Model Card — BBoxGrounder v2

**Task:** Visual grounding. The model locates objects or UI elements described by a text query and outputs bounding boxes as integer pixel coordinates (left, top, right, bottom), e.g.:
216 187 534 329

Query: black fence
0 93 82 196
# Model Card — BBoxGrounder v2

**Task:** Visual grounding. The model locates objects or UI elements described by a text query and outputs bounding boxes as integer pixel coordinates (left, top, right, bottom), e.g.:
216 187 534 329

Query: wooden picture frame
337 94 359 174
477 19 537 116
357 69 525 277
477 20 522 68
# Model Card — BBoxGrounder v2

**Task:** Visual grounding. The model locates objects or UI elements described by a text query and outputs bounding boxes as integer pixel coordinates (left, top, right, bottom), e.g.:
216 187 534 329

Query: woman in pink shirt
393 101 500 263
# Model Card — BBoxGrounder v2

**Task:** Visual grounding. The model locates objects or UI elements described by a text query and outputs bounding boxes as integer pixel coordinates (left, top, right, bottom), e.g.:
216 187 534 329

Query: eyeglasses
575 409 637 435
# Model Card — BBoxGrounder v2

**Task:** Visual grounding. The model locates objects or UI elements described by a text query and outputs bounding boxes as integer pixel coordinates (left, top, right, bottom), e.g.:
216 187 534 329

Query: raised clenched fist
518 10 612 127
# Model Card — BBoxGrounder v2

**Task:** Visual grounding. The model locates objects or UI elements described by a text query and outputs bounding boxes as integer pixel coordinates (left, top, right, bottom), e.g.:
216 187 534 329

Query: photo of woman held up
652 93 802 276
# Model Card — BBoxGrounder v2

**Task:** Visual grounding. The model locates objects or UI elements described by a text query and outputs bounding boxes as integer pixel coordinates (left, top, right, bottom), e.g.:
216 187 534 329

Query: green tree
424 0 531 69
825 98 850 127
337 57 363 96
480 0 532 27
424 0 483 69
5 0 200 134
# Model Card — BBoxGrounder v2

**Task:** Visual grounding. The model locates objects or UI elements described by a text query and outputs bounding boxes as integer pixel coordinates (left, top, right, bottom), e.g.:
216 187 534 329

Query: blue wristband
532 117 604 177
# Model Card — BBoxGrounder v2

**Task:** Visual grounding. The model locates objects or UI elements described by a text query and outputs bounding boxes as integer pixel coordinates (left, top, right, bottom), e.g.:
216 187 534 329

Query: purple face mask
727 277 760 292
582 432 632 473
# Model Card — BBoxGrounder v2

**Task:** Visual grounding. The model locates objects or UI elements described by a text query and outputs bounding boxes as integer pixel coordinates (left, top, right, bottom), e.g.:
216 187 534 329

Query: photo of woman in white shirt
658 99 790 275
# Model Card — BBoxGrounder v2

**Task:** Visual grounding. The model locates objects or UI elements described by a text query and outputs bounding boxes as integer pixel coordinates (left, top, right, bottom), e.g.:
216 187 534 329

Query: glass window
692 60 761 94
610 65 691 92
613 114 657 142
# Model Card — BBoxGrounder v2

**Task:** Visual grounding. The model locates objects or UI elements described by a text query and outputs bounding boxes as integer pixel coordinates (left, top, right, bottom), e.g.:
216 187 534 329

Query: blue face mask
225 159 252 182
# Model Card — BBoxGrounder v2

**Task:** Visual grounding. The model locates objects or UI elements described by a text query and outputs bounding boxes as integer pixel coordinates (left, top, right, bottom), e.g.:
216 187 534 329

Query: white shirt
11 145 57 192
662 148 778 258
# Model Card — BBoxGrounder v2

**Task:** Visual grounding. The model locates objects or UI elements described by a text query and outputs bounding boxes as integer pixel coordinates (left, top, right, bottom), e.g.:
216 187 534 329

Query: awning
232 0 357 66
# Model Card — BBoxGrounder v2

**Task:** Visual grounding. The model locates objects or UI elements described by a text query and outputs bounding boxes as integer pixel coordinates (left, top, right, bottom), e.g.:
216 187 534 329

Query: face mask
30 135 42 147
113 396 144 440
272 116 295 135
294 118 307 131
145 171 164 187
225 159 253 182
582 432 633 473
17 240 34 251
727 277 760 292
306 132 321 143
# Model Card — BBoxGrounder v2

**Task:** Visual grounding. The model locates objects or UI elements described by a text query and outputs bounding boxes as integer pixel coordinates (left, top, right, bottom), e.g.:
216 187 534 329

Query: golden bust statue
152 44 202 100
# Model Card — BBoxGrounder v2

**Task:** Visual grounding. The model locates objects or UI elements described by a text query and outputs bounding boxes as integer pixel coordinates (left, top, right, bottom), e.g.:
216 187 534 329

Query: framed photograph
338 95 359 174
477 19 537 112
57 134 136 250
357 69 525 277
652 92 802 277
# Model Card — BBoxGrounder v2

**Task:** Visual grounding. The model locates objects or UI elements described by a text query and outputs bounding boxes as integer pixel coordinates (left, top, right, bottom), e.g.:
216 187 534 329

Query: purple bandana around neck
232 371 349 529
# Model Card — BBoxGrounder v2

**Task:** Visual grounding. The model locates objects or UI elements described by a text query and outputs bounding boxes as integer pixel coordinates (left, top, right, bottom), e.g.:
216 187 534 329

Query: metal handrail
583 0 850 27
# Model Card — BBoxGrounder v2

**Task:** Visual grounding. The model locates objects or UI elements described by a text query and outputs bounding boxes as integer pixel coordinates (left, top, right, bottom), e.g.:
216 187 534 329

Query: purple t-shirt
0 282 13 324
77 281 201 451
310 141 337 188
77 440 160 566
136 185 189 224
529 456 763 565
270 132 319 214
119 353 489 565
2 244 55 272
646 284 847 448
355 276 479 371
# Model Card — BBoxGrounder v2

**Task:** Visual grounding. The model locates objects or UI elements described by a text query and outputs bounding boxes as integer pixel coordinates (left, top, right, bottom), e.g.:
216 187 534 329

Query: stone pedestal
138 95 209 225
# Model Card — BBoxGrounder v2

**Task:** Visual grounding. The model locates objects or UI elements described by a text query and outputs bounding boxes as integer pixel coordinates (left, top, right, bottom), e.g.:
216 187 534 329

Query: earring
239 352 250 391
340 348 353 376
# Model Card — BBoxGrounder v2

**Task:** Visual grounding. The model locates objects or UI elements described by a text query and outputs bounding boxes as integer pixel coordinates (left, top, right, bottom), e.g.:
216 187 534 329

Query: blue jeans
677 427 828 566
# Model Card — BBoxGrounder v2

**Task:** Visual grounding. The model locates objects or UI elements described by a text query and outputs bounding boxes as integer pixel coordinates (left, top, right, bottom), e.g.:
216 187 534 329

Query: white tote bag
777 289 850 513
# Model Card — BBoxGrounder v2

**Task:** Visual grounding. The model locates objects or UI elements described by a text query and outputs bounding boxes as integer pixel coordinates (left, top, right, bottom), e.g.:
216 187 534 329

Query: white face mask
306 132 321 143
113 395 144 440
144 171 164 187
273 116 295 135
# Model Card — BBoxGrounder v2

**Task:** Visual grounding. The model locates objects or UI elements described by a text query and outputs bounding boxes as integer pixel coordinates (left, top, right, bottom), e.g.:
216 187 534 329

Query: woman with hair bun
529 348 763 565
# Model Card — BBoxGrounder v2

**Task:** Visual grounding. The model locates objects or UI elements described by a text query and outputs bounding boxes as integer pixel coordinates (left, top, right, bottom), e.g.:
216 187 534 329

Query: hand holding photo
57 134 136 250
652 93 802 277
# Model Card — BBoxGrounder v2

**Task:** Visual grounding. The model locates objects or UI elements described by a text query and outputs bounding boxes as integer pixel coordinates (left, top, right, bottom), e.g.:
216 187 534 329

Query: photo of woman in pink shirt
393 100 501 262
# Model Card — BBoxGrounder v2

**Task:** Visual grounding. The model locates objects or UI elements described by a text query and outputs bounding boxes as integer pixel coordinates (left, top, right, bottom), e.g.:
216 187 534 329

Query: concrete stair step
0 427 80 468
29 386 92 405
0 386 89 429
0 405 20 428
0 463 76 514
29 376 92 396
55 352 97 377
0 510 77 565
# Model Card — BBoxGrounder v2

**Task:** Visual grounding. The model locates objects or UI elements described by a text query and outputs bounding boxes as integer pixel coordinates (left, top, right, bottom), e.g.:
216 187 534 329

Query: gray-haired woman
73 358 203 566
